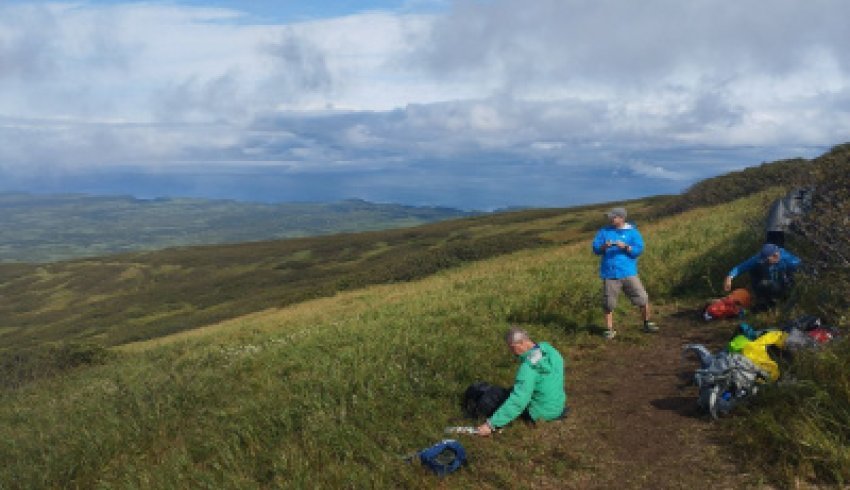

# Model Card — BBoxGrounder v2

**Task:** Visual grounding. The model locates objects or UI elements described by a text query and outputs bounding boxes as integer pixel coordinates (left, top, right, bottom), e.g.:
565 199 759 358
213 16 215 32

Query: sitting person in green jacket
476 327 568 436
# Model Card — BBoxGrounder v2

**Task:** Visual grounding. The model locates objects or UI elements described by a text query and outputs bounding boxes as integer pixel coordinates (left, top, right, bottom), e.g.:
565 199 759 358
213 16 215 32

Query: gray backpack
684 344 770 419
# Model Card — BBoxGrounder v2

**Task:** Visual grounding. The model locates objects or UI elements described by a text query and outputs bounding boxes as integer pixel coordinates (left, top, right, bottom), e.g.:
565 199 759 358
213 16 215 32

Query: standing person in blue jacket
591 207 657 339
724 243 802 310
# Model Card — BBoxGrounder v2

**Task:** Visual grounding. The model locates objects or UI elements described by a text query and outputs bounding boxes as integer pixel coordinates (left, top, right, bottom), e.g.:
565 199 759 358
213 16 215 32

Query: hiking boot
603 329 617 340
642 321 659 333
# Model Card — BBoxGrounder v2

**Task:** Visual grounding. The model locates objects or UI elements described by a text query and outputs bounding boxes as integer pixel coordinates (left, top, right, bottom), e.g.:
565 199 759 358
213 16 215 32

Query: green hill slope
0 198 664 351
1 144 848 488
0 190 776 488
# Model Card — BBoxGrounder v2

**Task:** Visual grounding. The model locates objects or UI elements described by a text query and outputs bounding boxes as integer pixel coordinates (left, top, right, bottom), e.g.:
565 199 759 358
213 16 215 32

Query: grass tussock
731 341 850 487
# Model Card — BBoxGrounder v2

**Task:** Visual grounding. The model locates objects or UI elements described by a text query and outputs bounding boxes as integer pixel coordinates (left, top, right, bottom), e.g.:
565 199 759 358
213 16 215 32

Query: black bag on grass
462 382 510 418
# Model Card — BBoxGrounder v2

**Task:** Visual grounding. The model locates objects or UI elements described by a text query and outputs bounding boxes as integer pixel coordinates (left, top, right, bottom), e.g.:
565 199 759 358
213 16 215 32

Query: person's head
760 243 781 264
504 326 535 355
606 207 627 227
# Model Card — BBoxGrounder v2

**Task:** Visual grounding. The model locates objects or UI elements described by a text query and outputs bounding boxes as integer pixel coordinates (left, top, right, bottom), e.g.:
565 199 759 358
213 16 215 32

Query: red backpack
703 289 752 320
807 328 835 344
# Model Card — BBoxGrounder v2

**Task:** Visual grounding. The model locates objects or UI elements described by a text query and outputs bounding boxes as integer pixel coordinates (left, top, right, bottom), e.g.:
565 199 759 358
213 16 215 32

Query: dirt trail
547 306 773 489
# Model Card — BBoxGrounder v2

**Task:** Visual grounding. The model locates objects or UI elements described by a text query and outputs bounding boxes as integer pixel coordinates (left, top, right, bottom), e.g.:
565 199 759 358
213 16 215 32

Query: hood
603 222 637 231
522 342 556 374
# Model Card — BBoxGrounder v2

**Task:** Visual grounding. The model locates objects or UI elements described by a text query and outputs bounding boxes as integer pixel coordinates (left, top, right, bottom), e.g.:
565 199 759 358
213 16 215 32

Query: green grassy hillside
0 198 665 352
0 194 474 263
1 144 848 488
0 190 777 488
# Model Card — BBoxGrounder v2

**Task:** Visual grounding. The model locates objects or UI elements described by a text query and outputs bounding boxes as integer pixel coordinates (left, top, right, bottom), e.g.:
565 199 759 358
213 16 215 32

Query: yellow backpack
729 331 788 381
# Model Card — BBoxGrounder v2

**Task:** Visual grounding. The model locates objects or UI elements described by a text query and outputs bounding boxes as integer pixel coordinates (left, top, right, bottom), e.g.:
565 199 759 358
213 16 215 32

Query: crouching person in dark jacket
476 327 568 436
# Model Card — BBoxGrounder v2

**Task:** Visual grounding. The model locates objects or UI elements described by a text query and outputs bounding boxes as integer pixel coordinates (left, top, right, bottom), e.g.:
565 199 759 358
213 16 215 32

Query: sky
0 1 848 210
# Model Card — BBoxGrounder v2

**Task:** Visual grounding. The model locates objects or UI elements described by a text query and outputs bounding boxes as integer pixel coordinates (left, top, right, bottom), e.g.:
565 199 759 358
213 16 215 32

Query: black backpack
462 382 511 418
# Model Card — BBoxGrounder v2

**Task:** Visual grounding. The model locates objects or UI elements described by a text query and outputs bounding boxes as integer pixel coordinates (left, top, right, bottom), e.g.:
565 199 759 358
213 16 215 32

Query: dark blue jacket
728 248 801 281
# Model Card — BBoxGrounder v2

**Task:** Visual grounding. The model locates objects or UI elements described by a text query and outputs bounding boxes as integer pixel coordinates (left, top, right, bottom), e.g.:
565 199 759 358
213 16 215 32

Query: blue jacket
591 223 645 279
728 248 801 280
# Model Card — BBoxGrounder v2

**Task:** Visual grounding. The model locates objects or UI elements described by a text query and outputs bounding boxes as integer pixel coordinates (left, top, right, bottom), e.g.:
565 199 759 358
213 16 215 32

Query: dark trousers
750 262 793 308
522 405 570 423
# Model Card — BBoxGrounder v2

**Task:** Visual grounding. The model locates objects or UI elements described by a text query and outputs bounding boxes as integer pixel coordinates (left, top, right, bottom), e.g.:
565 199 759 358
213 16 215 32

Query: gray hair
505 326 530 345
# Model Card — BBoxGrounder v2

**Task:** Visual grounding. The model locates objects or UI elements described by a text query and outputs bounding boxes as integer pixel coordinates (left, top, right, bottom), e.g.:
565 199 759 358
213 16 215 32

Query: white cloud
412 0 850 144
0 1 847 208
627 161 688 181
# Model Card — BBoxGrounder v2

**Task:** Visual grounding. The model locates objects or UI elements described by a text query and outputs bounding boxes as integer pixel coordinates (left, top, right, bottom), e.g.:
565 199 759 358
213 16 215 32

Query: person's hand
476 423 493 437
615 240 628 249
723 276 733 292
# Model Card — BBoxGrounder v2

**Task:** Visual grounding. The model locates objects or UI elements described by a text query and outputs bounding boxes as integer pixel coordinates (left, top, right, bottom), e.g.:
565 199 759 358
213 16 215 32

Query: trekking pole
444 426 479 436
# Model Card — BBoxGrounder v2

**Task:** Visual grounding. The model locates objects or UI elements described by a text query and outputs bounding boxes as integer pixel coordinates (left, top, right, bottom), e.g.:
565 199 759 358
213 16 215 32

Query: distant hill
654 142 850 221
0 194 475 263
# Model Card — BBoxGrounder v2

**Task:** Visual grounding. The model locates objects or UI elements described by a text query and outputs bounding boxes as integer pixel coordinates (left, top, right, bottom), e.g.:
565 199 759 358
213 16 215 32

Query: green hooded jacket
488 342 566 428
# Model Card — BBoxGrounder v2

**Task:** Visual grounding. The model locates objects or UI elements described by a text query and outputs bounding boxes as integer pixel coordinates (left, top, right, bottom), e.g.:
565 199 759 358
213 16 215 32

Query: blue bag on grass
418 439 466 476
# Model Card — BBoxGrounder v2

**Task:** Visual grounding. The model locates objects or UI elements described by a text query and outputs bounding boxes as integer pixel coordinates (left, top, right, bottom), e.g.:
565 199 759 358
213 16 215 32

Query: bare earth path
531 305 774 489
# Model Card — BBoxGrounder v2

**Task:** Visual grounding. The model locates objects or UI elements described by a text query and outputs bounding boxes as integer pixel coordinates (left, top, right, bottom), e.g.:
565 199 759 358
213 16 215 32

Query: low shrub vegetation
657 157 809 216
0 342 111 390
